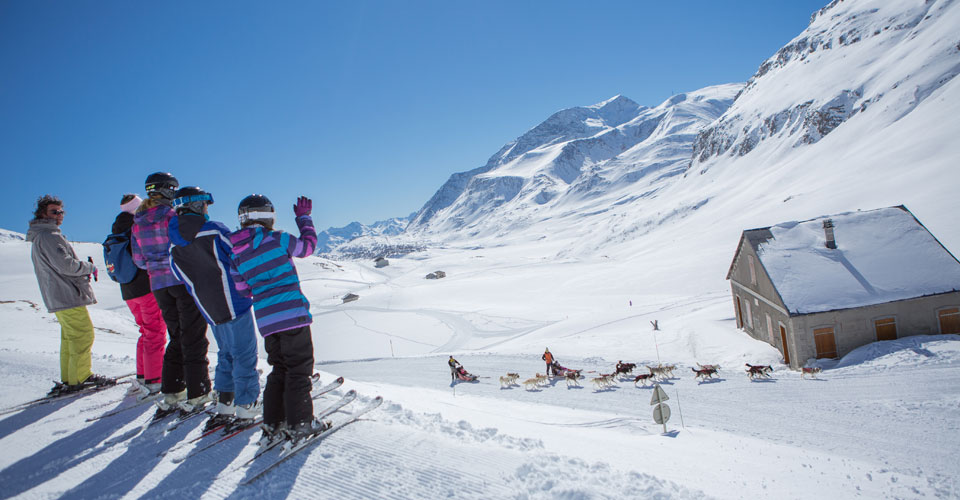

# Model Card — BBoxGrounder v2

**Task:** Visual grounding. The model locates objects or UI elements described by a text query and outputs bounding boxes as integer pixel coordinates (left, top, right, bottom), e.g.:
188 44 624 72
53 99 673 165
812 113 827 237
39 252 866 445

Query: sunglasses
49 208 65 215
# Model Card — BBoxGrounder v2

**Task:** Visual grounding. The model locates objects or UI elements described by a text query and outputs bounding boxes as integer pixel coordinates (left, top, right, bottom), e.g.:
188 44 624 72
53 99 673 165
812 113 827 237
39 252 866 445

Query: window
734 295 743 328
939 307 960 334
745 300 753 328
766 314 774 343
813 326 838 358
874 317 897 341
748 255 757 285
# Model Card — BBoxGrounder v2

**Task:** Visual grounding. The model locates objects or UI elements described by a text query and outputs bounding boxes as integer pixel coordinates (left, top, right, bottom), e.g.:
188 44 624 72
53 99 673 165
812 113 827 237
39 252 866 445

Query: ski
310 375 344 399
159 374 331 459
241 395 382 486
164 404 215 433
234 389 358 467
174 390 357 464
0 373 134 417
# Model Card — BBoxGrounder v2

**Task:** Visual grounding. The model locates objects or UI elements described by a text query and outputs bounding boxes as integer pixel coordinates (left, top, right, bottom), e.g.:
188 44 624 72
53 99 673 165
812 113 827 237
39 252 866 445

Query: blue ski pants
211 309 261 406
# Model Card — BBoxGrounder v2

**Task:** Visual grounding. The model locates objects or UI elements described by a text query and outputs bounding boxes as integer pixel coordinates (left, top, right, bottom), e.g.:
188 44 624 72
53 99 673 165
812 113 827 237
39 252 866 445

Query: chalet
727 206 960 368
426 270 446 280
374 257 389 268
342 293 359 304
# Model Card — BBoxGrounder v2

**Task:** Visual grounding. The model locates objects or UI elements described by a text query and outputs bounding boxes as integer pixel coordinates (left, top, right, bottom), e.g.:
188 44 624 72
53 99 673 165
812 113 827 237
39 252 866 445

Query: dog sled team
450 347 829 389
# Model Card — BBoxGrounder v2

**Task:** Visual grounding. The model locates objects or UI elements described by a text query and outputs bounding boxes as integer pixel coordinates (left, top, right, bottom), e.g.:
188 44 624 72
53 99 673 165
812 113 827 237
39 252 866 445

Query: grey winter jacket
27 219 97 313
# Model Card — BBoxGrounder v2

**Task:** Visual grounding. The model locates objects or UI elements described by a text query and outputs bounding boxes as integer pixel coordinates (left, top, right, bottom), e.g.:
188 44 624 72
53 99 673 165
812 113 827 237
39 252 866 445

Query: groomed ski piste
1 230 959 499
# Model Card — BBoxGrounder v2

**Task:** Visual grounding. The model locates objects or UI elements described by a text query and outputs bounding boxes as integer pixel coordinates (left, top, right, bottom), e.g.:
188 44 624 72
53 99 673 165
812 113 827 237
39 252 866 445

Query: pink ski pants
126 292 167 382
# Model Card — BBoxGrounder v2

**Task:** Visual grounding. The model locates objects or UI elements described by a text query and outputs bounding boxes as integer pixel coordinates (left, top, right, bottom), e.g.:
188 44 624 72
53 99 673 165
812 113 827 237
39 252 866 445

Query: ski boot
127 376 146 395
137 379 161 402
283 418 331 450
225 400 262 432
69 374 116 392
47 381 70 397
257 422 288 449
178 390 216 413
153 389 186 421
204 392 236 432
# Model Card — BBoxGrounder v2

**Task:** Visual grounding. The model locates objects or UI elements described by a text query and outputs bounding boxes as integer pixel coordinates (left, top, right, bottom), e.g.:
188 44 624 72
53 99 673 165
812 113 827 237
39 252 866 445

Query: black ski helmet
172 186 214 215
144 172 179 200
238 194 275 226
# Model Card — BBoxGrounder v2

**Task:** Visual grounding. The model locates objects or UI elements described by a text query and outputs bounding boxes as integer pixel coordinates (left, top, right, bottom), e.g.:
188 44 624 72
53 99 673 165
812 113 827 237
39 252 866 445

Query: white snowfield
3 0 960 495
0 237 958 499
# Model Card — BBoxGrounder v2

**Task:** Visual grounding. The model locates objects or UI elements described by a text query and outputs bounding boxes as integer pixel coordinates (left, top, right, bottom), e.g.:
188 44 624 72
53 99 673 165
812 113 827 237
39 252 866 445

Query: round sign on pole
653 403 671 425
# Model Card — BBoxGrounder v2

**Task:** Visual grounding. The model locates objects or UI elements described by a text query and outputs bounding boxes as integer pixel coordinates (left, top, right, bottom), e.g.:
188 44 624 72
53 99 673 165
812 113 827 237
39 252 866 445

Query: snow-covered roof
746 206 960 315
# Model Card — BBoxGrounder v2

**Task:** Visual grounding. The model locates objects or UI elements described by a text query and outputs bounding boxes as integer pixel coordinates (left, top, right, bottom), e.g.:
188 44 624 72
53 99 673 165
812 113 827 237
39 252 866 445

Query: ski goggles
172 193 214 209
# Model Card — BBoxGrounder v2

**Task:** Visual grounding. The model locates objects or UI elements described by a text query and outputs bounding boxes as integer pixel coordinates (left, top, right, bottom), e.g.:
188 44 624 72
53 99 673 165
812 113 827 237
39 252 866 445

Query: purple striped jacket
229 215 316 336
131 203 182 291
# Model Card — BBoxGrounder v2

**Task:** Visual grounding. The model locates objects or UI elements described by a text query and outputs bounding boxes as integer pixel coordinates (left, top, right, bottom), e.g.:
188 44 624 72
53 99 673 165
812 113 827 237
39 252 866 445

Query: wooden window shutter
813 326 838 359
874 317 897 341
940 308 960 334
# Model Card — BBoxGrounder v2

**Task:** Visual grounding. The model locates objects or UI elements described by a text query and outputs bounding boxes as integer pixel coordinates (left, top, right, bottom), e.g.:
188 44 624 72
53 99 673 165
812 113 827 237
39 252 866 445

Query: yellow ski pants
54 306 95 385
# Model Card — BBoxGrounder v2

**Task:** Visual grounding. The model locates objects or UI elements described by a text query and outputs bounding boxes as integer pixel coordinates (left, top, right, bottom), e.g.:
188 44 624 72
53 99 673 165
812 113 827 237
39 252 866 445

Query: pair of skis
0 373 135 417
162 374 344 461
176 387 358 464
240 395 383 486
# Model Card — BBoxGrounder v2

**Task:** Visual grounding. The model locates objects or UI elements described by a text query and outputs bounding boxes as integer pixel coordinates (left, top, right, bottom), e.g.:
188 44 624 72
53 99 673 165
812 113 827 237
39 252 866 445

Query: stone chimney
823 219 837 249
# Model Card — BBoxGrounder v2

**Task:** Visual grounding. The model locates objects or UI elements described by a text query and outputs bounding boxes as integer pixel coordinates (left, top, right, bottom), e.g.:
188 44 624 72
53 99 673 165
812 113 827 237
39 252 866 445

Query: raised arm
288 196 316 258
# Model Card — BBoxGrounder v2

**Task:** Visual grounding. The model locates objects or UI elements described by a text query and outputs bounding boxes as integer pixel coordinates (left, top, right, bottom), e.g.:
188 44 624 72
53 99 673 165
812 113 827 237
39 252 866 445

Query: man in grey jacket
27 195 115 395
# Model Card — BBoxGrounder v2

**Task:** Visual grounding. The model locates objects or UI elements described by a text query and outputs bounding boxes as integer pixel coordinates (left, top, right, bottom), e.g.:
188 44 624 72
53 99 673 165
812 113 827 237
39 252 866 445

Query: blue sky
0 1 827 241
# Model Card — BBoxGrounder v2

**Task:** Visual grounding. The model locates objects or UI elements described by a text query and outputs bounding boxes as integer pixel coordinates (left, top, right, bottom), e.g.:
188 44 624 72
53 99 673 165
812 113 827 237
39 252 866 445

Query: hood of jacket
134 202 172 227
169 213 207 246
26 219 60 242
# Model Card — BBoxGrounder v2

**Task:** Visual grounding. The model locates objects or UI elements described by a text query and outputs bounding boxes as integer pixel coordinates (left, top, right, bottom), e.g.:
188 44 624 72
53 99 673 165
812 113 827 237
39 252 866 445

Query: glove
88 257 98 282
294 196 312 217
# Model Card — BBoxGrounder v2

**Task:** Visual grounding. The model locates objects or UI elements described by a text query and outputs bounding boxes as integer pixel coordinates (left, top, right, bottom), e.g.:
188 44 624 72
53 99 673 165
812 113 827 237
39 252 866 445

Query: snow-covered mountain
692 0 960 170
314 214 414 255
408 86 740 237
400 0 959 261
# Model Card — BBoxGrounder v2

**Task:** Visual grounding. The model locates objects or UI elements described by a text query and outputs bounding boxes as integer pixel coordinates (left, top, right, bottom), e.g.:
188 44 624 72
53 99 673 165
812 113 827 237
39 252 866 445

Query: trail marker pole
676 389 684 429
651 328 661 366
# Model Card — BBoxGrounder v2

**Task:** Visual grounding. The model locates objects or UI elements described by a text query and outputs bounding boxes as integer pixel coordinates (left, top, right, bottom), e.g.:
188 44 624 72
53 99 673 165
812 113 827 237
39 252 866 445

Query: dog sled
549 361 582 379
453 366 478 382
448 356 479 382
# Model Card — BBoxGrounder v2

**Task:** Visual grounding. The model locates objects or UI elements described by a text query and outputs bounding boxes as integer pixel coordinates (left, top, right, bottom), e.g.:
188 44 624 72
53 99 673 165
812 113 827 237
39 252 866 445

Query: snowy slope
2 235 960 498
3 0 960 498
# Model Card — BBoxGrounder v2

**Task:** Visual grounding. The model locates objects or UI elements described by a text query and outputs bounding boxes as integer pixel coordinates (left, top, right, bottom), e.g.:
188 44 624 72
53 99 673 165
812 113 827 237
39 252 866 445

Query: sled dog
499 372 520 388
745 364 773 379
591 374 615 390
801 367 822 379
692 367 717 381
522 377 541 391
633 373 655 386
